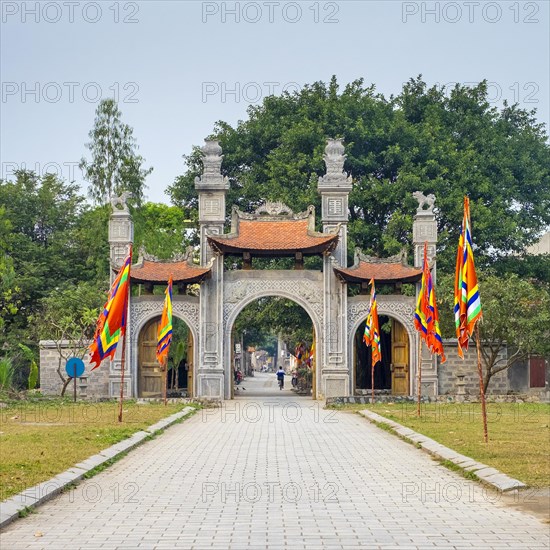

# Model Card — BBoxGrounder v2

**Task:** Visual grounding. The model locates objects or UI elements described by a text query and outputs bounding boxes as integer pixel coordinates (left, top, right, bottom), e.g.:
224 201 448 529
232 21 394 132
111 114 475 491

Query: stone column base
322 370 350 399
197 370 225 400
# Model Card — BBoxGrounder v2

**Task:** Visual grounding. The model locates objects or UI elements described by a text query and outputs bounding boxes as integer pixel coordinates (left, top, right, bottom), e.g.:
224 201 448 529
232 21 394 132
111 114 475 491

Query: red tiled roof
208 219 338 255
334 258 422 284
130 259 211 284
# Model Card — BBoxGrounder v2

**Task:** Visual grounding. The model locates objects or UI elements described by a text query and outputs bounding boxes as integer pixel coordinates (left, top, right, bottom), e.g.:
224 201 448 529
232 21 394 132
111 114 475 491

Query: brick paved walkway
1 373 548 549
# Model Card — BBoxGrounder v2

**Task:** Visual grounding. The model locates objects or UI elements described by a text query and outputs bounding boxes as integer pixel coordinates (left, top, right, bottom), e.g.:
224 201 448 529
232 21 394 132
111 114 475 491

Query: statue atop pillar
412 190 438 268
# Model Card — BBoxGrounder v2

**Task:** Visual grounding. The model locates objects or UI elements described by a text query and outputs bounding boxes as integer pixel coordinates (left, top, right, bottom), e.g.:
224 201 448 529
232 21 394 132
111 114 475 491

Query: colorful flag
363 278 382 365
89 250 132 370
454 197 482 358
414 242 446 362
156 276 173 366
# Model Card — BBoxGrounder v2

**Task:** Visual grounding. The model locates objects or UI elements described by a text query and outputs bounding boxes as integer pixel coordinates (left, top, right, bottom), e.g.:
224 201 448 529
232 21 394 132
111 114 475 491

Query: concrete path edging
0 405 196 530
358 409 527 493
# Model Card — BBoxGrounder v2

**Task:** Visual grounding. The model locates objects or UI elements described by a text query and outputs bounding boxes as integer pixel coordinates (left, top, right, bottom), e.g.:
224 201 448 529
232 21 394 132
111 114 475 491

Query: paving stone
0 374 547 549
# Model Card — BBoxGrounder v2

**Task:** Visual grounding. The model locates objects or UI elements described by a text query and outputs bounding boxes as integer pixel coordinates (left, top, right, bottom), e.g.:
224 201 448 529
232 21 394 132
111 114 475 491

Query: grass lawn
0 398 196 501
330 402 550 488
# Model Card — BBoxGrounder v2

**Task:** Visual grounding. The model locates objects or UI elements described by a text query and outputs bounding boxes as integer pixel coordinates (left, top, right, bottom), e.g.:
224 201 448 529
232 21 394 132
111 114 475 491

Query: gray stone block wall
438 340 508 396
39 341 110 398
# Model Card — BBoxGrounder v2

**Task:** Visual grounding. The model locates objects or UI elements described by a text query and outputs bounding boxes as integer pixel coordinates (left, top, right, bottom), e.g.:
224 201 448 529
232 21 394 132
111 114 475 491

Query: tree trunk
60 377 72 397
483 370 491 395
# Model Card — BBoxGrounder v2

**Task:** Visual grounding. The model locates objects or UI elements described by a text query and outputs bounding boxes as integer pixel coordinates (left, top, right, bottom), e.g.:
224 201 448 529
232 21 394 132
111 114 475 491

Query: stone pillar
195 140 229 399
412 191 439 397
318 138 353 268
108 195 134 397
108 197 134 283
317 139 353 398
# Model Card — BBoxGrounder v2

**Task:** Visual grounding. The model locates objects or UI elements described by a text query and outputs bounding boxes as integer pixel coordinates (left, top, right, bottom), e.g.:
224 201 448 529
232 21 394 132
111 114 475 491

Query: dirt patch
498 488 550 523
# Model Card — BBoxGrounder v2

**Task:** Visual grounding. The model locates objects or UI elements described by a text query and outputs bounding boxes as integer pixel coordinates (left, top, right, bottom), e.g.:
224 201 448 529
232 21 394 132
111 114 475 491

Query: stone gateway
40 138 493 401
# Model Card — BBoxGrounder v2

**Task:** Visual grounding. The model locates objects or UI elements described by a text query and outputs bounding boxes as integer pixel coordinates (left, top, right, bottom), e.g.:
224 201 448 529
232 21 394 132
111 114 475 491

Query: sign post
65 358 85 403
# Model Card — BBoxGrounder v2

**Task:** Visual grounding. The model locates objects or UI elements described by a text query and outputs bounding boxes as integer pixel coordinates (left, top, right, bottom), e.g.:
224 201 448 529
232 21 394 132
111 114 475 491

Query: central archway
227 295 317 398
223 271 324 399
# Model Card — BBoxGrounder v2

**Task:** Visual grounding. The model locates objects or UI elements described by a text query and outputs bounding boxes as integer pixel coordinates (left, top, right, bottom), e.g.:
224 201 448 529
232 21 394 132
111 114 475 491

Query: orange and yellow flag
156 276 173 366
414 242 446 362
363 278 382 365
454 197 482 358
89 249 132 370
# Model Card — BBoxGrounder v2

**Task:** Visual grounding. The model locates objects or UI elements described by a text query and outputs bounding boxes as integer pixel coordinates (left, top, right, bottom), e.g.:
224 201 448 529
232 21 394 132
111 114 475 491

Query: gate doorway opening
230 296 316 399
354 316 410 396
138 316 194 398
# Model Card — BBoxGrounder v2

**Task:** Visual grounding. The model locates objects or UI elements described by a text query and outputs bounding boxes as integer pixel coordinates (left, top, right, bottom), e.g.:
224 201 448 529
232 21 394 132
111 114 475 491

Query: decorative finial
318 138 352 188
194 139 229 188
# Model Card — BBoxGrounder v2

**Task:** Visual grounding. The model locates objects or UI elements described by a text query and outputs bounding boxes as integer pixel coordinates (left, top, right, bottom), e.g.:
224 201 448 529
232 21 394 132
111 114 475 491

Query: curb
0 406 196 530
358 409 526 493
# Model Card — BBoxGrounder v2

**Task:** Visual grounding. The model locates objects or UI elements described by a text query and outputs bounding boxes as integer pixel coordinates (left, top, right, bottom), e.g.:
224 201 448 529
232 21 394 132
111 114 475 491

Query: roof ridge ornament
255 201 294 216
234 203 312 221
137 245 197 265
355 247 409 266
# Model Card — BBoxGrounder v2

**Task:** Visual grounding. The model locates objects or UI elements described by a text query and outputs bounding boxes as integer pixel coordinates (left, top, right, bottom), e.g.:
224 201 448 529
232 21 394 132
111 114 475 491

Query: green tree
437 272 550 392
234 297 313 353
80 99 152 205
32 281 103 395
168 77 550 272
0 171 98 385
133 203 191 259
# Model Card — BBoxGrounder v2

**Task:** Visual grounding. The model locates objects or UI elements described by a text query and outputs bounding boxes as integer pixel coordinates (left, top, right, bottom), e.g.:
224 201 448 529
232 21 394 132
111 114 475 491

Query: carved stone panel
413 221 437 243
348 296 416 337
223 276 323 330
129 298 199 346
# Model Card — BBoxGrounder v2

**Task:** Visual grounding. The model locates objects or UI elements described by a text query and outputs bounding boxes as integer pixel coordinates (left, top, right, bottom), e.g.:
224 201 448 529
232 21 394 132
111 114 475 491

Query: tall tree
80 99 152 205
168 77 550 272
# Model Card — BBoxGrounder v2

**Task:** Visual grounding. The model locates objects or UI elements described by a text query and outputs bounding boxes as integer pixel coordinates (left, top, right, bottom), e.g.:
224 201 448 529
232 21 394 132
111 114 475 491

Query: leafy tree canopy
234 297 313 354
168 76 550 272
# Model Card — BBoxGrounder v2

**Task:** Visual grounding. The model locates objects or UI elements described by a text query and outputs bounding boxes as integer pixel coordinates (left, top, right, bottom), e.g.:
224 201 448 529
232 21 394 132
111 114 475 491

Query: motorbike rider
276 367 285 389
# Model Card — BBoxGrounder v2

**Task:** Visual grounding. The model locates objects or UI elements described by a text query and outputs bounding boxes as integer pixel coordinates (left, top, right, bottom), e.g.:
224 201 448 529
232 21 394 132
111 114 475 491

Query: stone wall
438 339 508 396
39 340 109 398
507 355 550 401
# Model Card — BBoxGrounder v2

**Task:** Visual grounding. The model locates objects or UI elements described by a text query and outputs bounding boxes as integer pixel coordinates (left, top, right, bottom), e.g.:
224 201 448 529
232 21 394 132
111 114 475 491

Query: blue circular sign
65 357 85 378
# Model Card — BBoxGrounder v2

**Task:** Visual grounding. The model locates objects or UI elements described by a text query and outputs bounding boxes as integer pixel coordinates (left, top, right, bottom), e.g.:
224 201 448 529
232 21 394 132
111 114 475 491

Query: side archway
130 297 199 397
347 296 418 396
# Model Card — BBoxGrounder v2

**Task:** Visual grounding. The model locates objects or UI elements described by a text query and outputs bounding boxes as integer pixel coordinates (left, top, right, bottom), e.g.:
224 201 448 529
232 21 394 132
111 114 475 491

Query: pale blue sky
2 0 549 203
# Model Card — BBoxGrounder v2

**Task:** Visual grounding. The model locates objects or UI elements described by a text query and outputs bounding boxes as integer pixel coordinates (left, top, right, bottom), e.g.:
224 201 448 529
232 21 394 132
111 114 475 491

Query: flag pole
417 338 422 417
163 360 168 406
118 245 132 423
117 334 127 423
371 357 375 405
475 326 489 443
